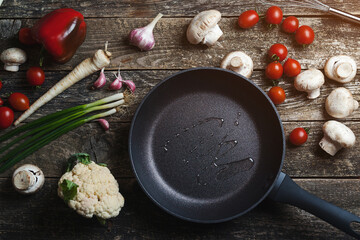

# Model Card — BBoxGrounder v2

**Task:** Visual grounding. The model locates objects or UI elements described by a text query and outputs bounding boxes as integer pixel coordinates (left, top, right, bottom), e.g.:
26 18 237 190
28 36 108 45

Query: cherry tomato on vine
266 62 283 80
0 107 14 129
26 67 45 86
295 25 315 45
283 58 301 77
268 43 288 62
238 10 259 29
19 27 37 45
8 93 30 111
289 127 309 146
265 6 283 25
281 16 299 33
268 86 286 105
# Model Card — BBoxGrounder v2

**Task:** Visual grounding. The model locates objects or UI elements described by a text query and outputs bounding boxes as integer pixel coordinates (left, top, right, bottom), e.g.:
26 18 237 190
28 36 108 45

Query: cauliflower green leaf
67 153 91 172
60 179 78 203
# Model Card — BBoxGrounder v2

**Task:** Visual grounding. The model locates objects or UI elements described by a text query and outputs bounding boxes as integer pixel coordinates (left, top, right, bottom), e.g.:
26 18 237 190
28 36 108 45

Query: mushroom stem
319 135 343 156
230 57 243 70
202 24 223 47
307 88 321 99
4 64 20 72
335 62 352 79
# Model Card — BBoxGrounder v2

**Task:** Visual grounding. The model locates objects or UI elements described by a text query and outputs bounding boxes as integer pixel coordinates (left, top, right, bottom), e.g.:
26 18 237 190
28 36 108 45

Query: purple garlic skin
129 13 163 51
109 78 123 90
97 119 109 131
123 80 136 93
92 68 106 90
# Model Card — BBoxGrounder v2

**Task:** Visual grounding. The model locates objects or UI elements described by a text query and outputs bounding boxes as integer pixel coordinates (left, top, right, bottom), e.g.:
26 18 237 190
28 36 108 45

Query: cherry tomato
265 6 283 25
268 43 288 62
0 98 3 106
295 25 315 45
281 16 299 33
0 107 14 129
283 58 301 77
289 127 308 146
265 62 283 80
238 10 259 29
19 27 37 45
26 67 45 86
268 86 286 105
8 93 30 111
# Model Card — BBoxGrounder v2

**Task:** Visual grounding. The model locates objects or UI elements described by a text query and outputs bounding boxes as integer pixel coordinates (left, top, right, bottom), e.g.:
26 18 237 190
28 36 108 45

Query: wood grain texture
0 0 359 18
0 178 358 239
1 17 360 71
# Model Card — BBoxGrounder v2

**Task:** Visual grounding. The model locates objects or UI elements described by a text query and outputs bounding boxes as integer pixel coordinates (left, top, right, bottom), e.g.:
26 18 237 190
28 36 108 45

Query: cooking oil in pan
161 112 255 186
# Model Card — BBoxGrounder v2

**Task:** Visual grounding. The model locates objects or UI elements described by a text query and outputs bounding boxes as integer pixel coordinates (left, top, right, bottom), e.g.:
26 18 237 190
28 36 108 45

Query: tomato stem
304 127 310 134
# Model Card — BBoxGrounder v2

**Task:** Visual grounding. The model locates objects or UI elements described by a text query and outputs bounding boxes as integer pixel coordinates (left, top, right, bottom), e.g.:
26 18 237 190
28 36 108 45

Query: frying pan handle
269 172 360 238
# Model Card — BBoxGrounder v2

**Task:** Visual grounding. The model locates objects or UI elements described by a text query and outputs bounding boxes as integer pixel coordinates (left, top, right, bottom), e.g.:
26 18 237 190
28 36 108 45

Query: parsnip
14 49 112 126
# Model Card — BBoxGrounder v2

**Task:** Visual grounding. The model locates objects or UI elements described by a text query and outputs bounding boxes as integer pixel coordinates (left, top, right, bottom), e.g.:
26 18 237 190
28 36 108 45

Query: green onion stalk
0 94 125 173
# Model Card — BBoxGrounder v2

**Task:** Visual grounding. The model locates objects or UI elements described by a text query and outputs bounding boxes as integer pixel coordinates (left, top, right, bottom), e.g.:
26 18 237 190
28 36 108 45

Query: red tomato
265 6 283 25
238 10 259 29
283 58 301 77
289 127 308 146
26 67 45 86
295 25 315 45
0 98 3 106
282 16 299 33
19 27 37 45
0 107 14 129
268 43 288 62
266 62 283 80
8 93 30 111
268 86 286 105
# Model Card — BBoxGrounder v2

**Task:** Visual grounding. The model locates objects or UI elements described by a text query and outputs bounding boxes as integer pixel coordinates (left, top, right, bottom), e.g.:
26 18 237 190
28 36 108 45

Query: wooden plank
0 178 358 239
0 70 359 122
0 121 359 179
1 17 360 71
0 0 359 18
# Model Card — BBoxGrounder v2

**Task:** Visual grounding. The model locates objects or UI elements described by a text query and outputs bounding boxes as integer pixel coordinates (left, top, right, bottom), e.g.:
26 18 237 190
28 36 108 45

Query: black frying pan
129 67 360 238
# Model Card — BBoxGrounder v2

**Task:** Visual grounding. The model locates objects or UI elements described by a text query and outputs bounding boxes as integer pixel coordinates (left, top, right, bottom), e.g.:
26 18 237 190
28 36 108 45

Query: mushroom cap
294 68 325 98
322 120 356 148
220 51 253 78
12 164 44 194
324 55 356 83
186 10 221 45
325 87 359 118
0 48 27 65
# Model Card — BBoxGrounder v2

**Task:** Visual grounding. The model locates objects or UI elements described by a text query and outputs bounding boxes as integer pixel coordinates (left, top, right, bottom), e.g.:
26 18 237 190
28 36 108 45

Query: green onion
0 94 124 173
0 93 124 143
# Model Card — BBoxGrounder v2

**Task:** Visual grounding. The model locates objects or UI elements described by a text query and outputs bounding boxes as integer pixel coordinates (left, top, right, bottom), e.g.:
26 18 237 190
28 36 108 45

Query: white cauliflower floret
58 161 124 219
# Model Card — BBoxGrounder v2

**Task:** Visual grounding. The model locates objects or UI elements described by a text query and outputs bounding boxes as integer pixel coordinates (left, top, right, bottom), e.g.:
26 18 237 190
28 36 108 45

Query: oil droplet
163 147 168 152
183 127 189 132
215 157 254 181
234 120 239 126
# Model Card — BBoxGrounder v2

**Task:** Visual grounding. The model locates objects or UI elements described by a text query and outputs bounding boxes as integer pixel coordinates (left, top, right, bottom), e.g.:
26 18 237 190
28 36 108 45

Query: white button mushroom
12 164 44 194
324 55 357 83
294 68 325 99
1 48 27 72
319 120 356 156
186 10 223 47
325 87 359 119
220 51 253 78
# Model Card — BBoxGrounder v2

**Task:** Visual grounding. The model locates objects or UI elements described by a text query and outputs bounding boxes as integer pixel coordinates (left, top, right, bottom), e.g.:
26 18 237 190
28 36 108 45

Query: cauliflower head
58 160 124 219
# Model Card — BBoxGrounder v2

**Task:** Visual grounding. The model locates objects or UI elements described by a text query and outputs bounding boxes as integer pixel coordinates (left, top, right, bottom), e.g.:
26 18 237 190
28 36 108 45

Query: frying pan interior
129 68 284 222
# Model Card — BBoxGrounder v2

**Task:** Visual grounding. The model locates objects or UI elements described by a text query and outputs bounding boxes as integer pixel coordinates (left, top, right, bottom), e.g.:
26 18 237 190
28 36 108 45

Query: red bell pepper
31 8 86 63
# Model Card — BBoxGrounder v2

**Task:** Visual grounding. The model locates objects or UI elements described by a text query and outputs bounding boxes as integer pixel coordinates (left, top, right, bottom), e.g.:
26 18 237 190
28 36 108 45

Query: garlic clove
123 80 136 93
97 119 109 131
92 68 107 89
109 79 123 90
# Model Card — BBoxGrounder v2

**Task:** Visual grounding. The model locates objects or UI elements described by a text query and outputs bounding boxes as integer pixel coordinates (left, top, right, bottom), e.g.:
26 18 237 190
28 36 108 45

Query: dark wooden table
1 1 360 239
